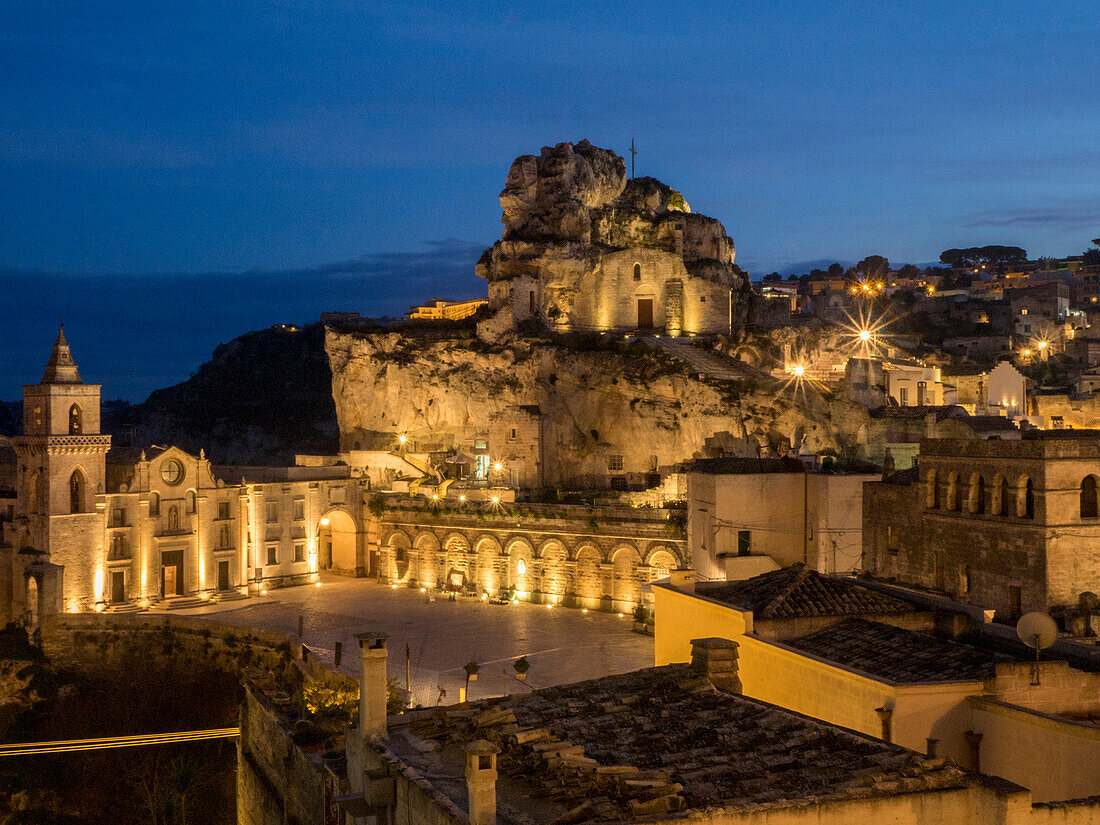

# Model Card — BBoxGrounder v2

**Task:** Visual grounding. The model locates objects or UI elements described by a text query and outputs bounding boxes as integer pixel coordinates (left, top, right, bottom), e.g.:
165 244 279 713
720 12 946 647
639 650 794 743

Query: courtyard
168 575 654 705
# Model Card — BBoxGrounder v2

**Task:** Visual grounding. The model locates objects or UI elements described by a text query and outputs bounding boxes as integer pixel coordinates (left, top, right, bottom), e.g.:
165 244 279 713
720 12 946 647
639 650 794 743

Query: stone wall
37 612 305 674
237 686 330 825
1031 393 1100 428
864 438 1100 616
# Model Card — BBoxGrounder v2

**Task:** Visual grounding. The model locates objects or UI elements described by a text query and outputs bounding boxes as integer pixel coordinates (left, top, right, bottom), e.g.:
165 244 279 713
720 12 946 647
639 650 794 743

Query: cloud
961 202 1100 231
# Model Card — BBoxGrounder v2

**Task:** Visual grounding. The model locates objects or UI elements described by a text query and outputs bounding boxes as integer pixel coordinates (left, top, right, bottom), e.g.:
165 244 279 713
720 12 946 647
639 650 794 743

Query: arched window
925 469 938 509
167 505 179 532
969 473 986 514
69 470 85 514
1081 476 1099 519
996 475 1009 516
68 404 82 435
186 490 196 514
1018 477 1035 519
947 471 960 511
149 492 160 516
633 263 641 281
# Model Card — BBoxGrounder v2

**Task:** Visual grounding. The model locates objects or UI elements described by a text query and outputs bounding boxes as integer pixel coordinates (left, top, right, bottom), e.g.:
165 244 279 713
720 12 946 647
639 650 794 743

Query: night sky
2 2 1098 401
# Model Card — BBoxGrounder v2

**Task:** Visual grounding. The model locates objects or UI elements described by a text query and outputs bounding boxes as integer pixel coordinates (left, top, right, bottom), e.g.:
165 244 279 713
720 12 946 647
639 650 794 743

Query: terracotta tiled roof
697 564 914 620
784 618 1003 683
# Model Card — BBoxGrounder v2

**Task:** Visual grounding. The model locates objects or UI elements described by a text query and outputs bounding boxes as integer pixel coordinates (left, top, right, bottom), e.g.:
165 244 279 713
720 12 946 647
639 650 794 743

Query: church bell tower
13 328 110 572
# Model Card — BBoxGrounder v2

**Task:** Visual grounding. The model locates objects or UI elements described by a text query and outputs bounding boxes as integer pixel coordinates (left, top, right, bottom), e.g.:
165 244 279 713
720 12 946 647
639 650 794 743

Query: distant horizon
2 229 1092 405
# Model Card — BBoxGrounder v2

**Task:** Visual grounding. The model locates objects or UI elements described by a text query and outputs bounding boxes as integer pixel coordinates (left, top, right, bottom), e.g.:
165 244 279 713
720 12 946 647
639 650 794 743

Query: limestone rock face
325 329 874 489
500 140 628 241
478 140 741 340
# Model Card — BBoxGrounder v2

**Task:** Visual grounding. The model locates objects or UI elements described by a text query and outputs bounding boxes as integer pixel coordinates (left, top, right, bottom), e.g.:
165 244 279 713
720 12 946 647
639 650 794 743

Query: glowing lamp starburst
793 365 805 377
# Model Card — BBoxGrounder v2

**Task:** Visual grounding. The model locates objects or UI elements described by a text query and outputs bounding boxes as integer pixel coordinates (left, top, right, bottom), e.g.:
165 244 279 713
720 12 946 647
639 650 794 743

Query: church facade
1 330 369 624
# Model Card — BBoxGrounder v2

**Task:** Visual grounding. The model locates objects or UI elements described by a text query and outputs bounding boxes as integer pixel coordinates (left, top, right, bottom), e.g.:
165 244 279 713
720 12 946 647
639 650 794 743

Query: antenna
1016 611 1057 685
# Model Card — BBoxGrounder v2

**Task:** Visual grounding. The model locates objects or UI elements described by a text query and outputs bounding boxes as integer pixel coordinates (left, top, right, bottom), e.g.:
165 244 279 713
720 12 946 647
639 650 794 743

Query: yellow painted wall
655 583 980 761
653 584 748 666
969 697 1100 804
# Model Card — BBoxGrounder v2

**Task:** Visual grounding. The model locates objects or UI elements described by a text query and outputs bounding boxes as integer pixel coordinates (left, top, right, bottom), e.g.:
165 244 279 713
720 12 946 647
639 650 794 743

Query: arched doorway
320 509 358 575
636 289 655 330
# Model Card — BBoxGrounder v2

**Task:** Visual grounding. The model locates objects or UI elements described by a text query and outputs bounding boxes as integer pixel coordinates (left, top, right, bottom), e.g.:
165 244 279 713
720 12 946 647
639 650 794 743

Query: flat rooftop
385 663 971 824
783 618 1006 684
694 564 915 620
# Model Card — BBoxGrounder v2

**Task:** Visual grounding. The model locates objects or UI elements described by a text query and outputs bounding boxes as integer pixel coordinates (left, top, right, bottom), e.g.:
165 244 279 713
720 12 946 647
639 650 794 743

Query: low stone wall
35 612 355 825
38 612 305 675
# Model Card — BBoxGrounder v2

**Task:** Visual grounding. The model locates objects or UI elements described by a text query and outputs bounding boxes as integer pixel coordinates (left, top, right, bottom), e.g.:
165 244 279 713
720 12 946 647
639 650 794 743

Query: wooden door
217 560 230 591
163 565 177 597
111 571 125 603
637 298 654 329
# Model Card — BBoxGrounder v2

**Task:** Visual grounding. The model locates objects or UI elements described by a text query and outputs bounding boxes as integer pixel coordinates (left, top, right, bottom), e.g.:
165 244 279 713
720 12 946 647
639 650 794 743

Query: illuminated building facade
1 331 367 622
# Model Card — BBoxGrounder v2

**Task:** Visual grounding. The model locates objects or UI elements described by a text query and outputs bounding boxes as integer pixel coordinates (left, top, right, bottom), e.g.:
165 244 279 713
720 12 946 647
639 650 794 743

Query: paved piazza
169 575 654 705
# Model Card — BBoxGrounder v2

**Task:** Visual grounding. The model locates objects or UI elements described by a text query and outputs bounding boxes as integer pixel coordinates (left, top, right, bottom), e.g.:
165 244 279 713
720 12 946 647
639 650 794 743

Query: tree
827 263 844 278
856 255 890 282
897 264 921 279
1085 240 1100 267
940 248 968 269
940 245 1027 272
762 272 781 283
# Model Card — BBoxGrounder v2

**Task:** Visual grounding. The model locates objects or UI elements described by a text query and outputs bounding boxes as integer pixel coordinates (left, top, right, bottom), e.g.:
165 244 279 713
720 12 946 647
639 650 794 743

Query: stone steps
165 596 207 610
105 603 146 614
652 340 770 383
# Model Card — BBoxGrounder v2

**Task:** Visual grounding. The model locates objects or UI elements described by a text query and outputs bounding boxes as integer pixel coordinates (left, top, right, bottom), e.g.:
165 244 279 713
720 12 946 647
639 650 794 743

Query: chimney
926 738 939 758
465 740 500 825
669 569 696 594
881 448 895 480
964 730 983 772
690 637 741 693
355 632 388 740
875 706 893 743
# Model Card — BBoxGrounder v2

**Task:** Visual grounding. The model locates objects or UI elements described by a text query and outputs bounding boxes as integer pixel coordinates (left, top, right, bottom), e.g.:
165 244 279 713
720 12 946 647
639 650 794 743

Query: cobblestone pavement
162 575 654 705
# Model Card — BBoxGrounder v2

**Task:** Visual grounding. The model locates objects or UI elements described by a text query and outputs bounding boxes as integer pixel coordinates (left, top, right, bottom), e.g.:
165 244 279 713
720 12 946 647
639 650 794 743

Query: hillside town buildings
686 457 877 578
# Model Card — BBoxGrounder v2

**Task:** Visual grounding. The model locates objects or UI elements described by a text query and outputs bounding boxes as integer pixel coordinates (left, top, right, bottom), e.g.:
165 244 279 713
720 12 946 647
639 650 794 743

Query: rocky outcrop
476 141 741 340
326 328 875 489
105 324 339 465
480 140 733 277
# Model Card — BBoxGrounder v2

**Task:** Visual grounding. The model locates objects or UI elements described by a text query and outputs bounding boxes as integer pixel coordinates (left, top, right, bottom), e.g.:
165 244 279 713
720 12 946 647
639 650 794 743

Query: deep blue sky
2 2 1098 401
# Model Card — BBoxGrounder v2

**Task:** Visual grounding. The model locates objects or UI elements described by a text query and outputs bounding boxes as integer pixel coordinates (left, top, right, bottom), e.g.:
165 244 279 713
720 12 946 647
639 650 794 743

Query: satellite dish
1016 612 1057 650
1016 611 1058 685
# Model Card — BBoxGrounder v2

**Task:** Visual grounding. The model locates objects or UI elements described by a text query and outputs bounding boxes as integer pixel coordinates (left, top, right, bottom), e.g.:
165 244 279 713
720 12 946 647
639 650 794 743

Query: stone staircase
216 591 250 603
165 596 208 610
105 602 146 614
652 339 773 383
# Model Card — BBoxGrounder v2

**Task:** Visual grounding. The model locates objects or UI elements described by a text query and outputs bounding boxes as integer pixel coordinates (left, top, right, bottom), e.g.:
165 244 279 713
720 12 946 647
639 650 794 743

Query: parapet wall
38 612 305 674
